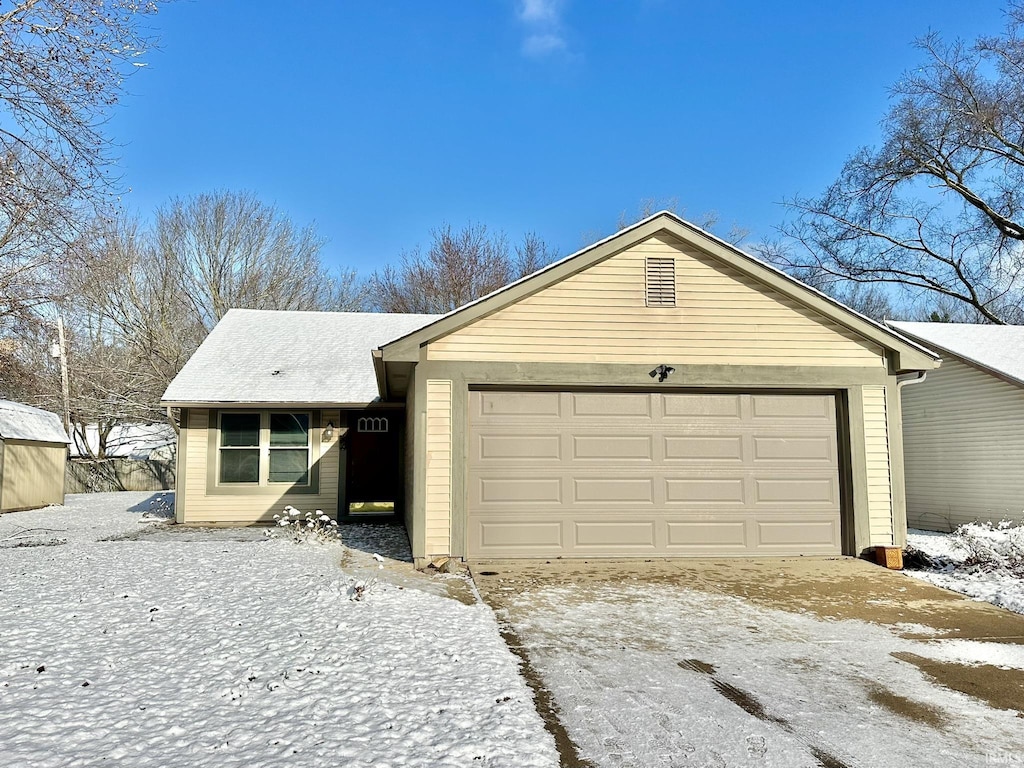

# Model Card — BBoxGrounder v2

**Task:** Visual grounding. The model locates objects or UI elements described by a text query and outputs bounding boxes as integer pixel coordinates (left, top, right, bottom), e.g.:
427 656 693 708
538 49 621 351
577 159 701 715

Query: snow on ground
500 581 1024 768
907 525 1024 615
0 493 558 768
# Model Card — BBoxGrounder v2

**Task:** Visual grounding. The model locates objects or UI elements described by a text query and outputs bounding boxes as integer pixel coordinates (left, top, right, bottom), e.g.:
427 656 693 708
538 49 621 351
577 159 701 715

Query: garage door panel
753 476 838 504
751 394 834 421
572 435 654 461
478 520 564 550
477 477 563 504
666 520 748 549
476 391 562 418
664 435 744 461
752 435 835 462
574 521 656 548
663 394 743 419
573 477 655 504
664 478 746 504
467 391 842 558
756 520 840 549
572 392 652 418
478 433 562 461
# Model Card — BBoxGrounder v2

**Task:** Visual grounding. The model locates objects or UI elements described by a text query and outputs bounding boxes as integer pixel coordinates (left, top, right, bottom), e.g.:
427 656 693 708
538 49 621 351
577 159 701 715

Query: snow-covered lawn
0 493 557 768
907 523 1024 615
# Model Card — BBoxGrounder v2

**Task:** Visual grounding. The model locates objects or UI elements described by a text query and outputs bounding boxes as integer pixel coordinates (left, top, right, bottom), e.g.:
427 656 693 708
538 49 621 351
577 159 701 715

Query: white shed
0 401 71 513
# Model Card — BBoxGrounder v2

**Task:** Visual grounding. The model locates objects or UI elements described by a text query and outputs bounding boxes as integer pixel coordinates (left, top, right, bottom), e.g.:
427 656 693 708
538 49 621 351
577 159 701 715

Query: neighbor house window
646 256 676 307
217 411 312 486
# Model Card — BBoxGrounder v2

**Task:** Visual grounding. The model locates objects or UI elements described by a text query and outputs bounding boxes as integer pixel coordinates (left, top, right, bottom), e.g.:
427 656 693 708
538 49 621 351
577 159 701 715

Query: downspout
896 370 929 390
884 368 929 560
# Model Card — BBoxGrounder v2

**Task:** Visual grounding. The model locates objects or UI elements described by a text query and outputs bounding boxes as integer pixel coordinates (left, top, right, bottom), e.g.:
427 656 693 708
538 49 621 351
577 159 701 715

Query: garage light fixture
323 421 335 441
649 364 675 382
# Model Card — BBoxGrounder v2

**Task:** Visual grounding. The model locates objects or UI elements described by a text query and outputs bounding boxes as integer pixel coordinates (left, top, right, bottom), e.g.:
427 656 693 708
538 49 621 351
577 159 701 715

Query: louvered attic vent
645 257 676 307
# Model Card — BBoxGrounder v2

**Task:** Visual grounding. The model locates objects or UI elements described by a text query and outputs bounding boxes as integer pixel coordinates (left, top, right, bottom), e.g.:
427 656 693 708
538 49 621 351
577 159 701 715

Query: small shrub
266 505 340 543
950 520 1024 576
346 576 378 601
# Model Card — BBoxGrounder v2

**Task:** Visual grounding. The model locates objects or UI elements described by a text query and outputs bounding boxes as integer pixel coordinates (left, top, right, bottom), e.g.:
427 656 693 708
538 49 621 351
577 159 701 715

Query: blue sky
110 1 1008 274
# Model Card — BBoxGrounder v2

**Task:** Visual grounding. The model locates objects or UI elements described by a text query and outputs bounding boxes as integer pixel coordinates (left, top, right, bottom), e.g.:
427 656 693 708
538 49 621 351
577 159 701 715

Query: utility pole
55 316 71 436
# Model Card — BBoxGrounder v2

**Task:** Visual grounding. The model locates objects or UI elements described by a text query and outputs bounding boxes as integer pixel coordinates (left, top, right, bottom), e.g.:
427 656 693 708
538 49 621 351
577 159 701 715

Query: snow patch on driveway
497 580 1024 768
0 494 558 768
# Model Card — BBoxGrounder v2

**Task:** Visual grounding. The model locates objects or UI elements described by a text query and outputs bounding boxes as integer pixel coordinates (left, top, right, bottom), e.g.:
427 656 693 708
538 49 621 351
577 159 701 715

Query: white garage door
467 391 842 558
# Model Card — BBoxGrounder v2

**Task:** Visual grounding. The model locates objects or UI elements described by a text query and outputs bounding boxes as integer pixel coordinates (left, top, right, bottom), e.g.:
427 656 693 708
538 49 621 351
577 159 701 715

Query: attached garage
381 212 940 565
467 390 841 558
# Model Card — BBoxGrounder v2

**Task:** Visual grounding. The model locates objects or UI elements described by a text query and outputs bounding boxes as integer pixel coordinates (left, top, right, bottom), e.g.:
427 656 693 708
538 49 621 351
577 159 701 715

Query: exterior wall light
649 364 676 382
323 421 335 441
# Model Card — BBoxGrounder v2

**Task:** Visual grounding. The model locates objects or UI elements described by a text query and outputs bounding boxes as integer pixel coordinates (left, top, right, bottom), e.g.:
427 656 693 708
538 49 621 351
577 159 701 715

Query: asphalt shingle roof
161 309 440 405
889 321 1024 387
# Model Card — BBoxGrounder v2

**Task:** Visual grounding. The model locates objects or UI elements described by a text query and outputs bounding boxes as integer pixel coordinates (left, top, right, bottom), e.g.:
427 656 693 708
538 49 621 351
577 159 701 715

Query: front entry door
345 410 403 516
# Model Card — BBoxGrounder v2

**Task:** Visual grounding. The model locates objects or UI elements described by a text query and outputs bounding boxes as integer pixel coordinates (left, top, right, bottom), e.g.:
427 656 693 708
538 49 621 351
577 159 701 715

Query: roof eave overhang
888 326 1024 389
160 400 396 409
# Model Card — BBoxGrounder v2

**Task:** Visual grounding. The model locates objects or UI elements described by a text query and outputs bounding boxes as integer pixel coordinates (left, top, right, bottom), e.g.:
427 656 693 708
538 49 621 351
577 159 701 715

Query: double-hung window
217 412 312 486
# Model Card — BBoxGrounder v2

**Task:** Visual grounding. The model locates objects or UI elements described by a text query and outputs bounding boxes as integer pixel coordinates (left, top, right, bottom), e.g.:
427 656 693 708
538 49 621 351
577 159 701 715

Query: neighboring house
0 400 71 513
70 423 177 461
162 212 940 566
889 321 1024 531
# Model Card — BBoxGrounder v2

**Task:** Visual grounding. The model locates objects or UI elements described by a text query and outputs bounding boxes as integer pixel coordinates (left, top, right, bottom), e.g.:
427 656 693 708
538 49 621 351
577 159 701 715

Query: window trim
206 409 321 495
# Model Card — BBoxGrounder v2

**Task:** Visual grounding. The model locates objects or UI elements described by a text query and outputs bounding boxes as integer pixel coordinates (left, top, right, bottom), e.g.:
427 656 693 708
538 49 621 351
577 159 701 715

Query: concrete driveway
472 558 1024 768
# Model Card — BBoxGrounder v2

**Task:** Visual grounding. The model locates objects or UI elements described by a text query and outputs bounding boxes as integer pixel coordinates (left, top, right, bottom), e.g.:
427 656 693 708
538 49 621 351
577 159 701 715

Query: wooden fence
65 458 176 494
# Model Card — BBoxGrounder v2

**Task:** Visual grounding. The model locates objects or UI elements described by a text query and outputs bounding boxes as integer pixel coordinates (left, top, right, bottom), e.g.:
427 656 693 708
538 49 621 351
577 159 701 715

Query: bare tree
154 191 362 329
47 191 364 451
777 3 1024 324
1 0 159 207
369 223 557 313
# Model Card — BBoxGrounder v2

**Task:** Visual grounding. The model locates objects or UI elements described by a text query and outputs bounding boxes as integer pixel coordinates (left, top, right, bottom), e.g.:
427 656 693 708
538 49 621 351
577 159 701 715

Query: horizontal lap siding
425 380 453 556
427 234 885 366
902 358 1024 530
182 409 340 524
862 386 894 545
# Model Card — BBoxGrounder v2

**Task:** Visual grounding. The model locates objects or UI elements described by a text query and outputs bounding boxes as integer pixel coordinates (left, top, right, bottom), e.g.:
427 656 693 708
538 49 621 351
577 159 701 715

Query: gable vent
646 257 676 307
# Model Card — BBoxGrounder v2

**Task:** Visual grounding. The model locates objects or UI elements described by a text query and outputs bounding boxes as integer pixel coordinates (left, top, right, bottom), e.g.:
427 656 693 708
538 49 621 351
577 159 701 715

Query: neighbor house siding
862 385 894 545
181 408 340 524
0 440 66 512
902 357 1024 530
424 380 453 556
427 234 886 366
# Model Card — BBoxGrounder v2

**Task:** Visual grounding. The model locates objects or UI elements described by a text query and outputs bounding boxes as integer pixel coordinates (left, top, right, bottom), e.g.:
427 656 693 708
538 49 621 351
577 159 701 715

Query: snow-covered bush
346 576 378 601
266 505 340 543
950 520 1024 575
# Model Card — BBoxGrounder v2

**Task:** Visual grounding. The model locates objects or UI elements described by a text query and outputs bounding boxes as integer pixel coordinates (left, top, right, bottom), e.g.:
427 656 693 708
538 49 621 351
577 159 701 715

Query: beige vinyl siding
425 380 453 556
863 386 894 545
1 440 66 512
404 369 417 541
181 409 340 524
902 357 1024 530
427 234 885 366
